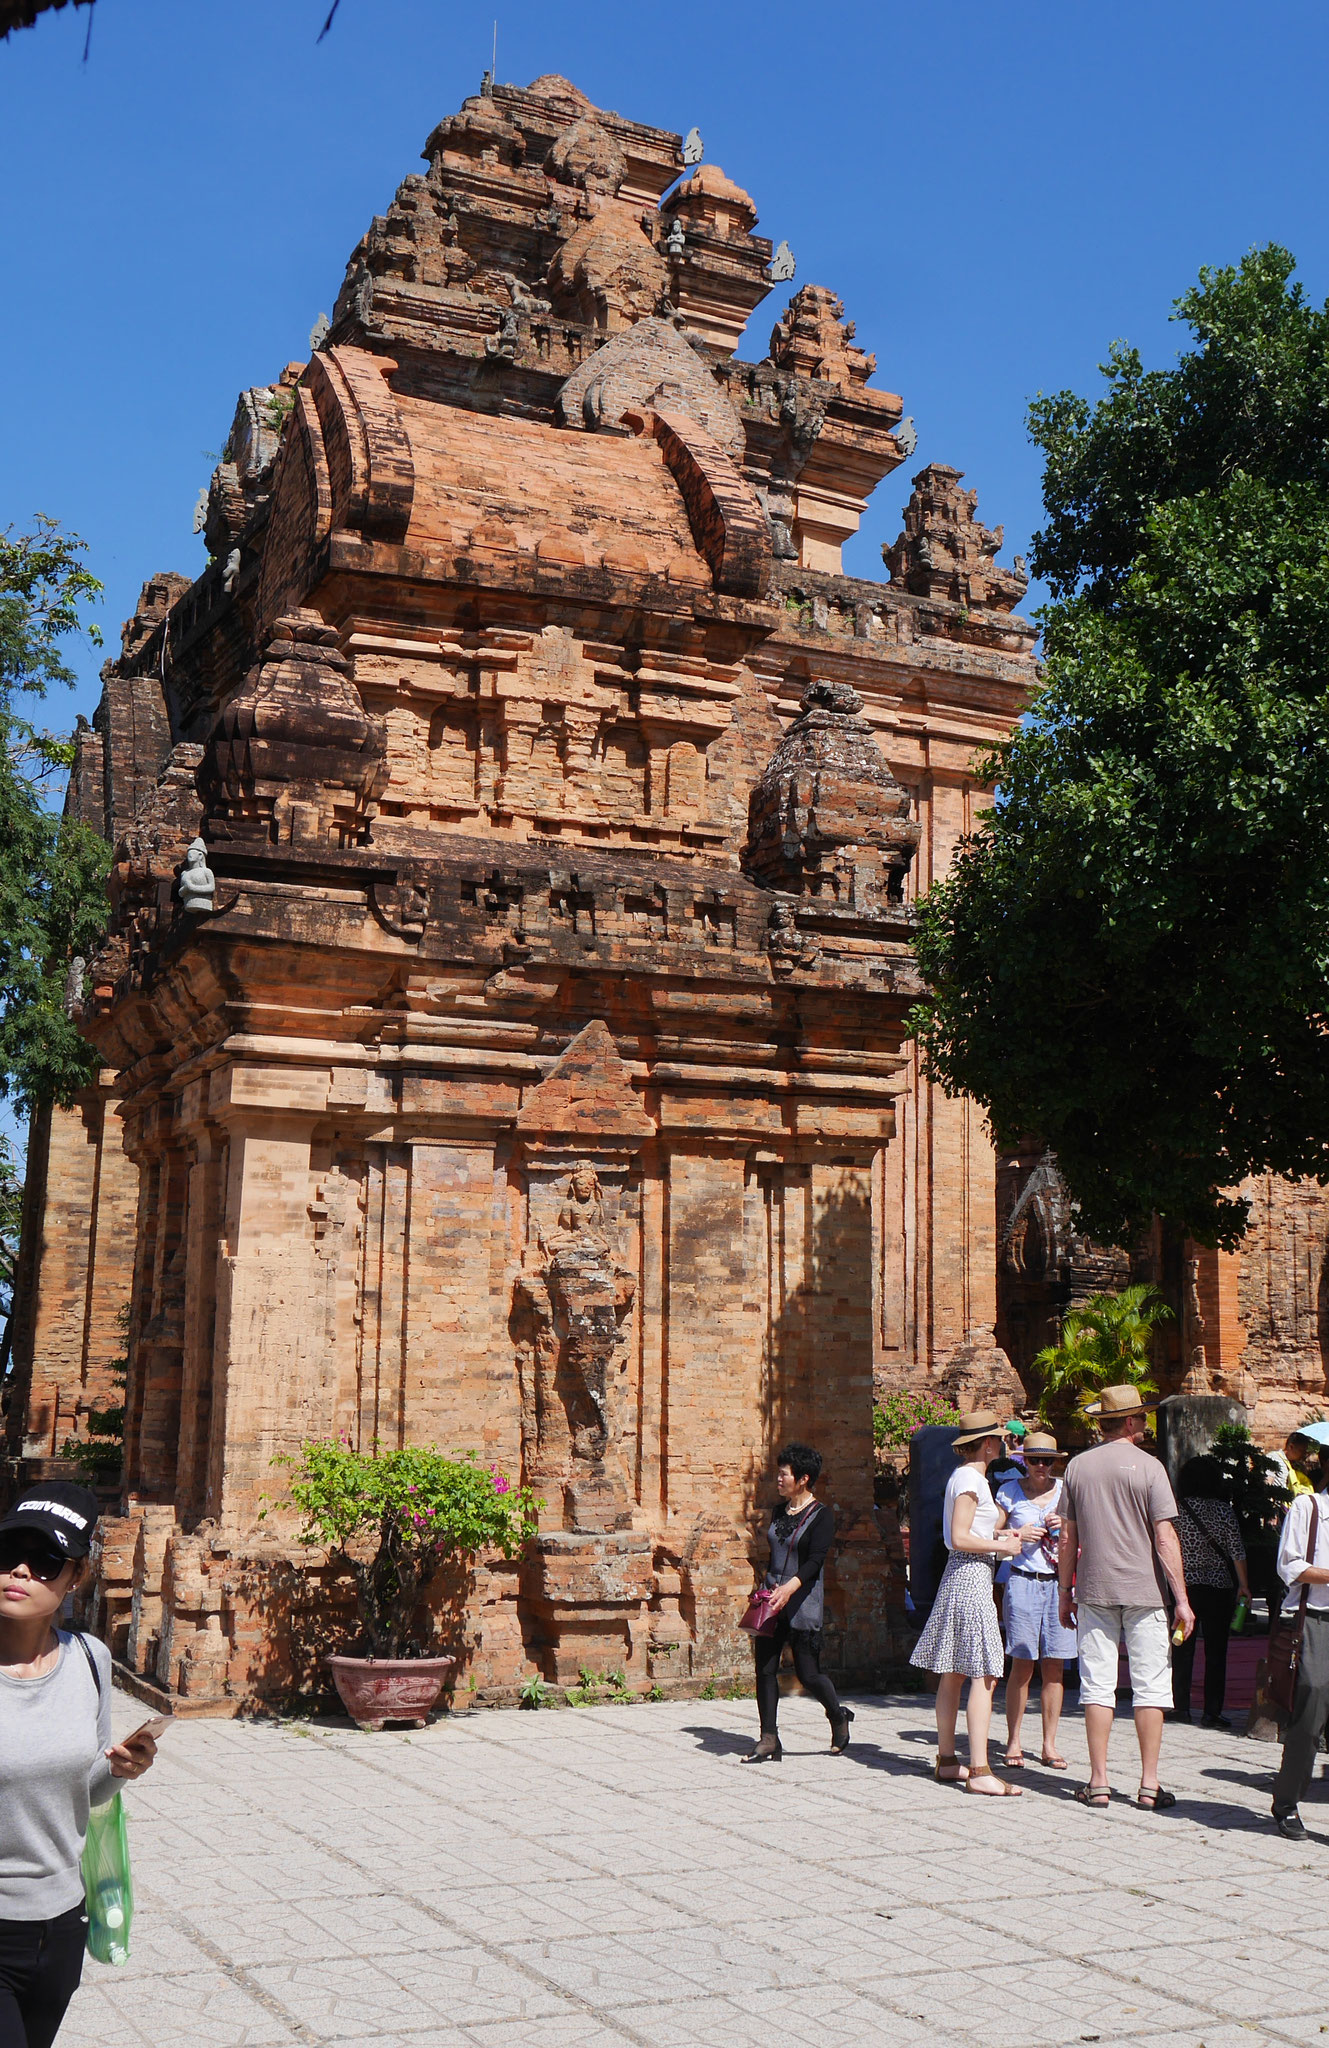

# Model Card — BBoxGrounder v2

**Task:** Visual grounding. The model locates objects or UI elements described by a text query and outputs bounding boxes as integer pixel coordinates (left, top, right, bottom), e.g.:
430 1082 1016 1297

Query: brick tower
9 75 1039 1705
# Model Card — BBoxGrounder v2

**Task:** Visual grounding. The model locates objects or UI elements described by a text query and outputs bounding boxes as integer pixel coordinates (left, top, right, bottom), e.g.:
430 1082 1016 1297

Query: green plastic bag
81 1791 133 1966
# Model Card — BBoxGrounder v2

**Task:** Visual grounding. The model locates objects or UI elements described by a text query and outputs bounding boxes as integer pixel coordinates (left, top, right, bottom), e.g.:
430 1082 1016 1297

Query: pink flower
490 1466 511 1495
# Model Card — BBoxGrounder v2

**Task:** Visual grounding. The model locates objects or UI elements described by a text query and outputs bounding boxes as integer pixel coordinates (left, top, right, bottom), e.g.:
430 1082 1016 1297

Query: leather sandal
964 1764 1022 1795
934 1753 967 1782
1074 1783 1110 1809
1137 1784 1176 1810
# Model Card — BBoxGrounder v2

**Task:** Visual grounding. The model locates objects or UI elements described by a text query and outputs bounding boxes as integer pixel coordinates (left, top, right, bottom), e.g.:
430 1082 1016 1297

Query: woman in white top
910 1409 1023 1794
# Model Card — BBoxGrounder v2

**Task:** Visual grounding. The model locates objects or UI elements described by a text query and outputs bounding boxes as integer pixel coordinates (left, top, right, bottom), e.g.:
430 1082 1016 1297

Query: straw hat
950 1408 1005 1449
1021 1431 1061 1455
1083 1384 1154 1419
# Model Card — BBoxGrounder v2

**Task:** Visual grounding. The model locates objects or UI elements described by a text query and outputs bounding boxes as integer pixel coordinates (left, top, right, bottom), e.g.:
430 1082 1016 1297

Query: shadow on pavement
681 1725 754 1757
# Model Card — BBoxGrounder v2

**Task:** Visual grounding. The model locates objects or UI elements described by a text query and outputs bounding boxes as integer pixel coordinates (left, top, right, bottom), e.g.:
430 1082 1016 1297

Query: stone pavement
63 1680 1329 2048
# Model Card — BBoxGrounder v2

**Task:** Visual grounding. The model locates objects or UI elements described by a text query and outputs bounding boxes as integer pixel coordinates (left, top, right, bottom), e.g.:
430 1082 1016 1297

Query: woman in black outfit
1170 1454 1250 1730
744 1443 853 1763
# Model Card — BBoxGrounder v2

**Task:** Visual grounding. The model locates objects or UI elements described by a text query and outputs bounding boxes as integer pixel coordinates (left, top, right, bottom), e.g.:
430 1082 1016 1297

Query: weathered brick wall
8 1082 134 1460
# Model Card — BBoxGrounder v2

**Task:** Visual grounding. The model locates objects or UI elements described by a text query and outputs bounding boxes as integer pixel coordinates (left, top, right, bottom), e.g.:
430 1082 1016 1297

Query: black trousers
753 1619 844 1735
0 1903 86 2048
1272 1611 1329 1812
1171 1584 1236 1719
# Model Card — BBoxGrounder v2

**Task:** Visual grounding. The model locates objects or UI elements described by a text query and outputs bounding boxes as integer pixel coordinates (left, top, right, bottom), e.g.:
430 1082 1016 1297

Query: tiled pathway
62 1682 1329 2048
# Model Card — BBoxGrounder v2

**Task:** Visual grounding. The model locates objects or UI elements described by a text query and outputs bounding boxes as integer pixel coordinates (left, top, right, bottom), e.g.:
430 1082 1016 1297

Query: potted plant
274 1439 538 1730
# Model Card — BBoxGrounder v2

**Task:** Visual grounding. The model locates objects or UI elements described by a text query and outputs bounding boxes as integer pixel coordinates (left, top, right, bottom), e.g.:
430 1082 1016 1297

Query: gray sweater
0 1630 115 1919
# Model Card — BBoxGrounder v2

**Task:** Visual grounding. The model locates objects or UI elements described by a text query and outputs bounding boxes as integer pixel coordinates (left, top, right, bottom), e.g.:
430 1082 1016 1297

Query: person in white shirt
1269 1423 1329 1841
910 1409 1023 1796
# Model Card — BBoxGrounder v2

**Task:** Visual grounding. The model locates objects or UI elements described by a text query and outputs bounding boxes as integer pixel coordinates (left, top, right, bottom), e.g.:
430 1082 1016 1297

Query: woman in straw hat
996 1430 1077 1768
910 1410 1025 1793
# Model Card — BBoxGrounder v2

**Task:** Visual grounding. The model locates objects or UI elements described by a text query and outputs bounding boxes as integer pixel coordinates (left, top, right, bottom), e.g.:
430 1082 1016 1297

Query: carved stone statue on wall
513 1162 636 1527
1182 1254 1210 1393
177 838 216 916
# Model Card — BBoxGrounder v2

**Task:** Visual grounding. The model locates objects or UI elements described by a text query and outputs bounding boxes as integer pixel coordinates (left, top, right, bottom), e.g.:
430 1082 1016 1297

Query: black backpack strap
74 1632 103 1702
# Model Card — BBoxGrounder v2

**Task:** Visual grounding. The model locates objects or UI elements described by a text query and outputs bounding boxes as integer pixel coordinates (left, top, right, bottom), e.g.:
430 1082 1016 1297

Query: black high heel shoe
829 1707 855 1754
742 1734 783 1763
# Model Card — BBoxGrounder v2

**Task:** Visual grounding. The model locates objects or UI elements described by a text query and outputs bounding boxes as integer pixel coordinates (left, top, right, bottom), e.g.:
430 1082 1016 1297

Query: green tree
1031 1284 1171 1428
911 248 1329 1249
0 517 109 1111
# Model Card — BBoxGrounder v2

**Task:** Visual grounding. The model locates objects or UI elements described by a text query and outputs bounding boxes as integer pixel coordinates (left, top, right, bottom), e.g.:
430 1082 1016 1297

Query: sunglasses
0 1533 70 1581
1024 1456 1057 1465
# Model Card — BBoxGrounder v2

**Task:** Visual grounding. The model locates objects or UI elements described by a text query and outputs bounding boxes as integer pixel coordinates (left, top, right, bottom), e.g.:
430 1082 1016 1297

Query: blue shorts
1003 1571 1077 1661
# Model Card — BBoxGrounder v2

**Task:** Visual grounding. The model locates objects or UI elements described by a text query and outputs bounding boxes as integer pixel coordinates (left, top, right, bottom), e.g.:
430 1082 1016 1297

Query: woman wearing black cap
0 1481 158 2047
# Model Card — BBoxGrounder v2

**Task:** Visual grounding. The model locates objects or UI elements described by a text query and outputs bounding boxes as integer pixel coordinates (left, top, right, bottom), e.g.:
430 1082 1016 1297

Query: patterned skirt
910 1552 1005 1679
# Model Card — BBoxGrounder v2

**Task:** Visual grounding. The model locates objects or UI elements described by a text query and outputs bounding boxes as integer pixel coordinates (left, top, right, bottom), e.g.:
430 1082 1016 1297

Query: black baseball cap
0 1481 100 1560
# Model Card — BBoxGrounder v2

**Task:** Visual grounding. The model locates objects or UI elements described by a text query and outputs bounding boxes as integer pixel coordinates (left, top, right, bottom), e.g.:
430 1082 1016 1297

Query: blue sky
3 0 1329 721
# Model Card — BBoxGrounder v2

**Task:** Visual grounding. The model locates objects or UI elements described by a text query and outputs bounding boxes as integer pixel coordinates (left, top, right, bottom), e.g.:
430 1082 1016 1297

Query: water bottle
89 1878 129 1965
1232 1593 1249 1635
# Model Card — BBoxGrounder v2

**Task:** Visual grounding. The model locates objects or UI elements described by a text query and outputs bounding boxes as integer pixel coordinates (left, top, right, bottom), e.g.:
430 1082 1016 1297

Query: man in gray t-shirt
1058 1386 1193 1810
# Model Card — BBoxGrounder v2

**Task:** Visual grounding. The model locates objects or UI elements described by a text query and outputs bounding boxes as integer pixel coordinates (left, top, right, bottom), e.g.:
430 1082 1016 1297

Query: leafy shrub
272 1439 538 1660
873 1390 961 1451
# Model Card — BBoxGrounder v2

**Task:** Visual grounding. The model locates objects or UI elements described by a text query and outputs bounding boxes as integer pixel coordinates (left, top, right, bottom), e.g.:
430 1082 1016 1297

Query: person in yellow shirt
1271 1429 1321 1500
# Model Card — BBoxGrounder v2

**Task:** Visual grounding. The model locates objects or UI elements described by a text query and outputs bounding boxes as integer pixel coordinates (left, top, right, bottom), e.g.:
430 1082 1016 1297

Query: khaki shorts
1076 1602 1172 1709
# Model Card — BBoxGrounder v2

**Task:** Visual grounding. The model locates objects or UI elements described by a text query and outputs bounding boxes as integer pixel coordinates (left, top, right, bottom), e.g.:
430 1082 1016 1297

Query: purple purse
739 1586 780 1636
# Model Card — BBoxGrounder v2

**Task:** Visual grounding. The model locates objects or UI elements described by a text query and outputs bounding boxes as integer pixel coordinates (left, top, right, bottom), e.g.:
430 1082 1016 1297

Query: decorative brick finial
197 610 386 848
743 679 920 905
883 464 1030 611
769 284 876 389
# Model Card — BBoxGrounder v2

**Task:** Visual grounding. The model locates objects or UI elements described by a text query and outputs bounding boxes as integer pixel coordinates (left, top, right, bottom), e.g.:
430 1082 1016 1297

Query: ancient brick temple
7 74 1050 1707
997 1149 1329 1445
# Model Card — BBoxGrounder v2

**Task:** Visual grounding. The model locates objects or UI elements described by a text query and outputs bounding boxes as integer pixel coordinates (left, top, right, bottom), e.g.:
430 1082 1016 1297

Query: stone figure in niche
543 1161 609 1255
177 838 216 916
513 1163 636 1528
765 902 818 980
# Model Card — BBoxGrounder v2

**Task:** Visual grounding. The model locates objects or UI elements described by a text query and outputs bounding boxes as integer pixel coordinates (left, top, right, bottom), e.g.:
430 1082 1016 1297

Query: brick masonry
11 74 1056 1708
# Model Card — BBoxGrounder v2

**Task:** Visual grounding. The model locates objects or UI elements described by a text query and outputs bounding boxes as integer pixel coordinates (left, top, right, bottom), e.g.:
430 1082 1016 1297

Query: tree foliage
912 248 1329 1247
1032 1284 1171 1428
1209 1421 1290 1544
0 518 109 1111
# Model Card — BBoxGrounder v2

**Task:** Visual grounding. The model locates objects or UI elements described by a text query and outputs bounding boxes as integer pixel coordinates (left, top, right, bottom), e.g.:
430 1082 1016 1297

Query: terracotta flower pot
327 1653 456 1731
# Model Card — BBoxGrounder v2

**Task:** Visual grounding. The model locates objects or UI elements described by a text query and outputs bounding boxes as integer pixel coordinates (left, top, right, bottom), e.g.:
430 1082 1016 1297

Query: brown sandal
934 1754 968 1782
964 1765 1022 1796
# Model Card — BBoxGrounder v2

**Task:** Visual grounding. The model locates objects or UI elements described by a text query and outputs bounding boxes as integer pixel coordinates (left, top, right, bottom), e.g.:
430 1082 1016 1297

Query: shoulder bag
1264 1499 1320 1722
738 1587 780 1636
740 1502 825 1635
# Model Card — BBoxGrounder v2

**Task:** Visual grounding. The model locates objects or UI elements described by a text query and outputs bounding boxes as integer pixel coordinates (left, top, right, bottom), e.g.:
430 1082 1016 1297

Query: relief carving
513 1163 637 1532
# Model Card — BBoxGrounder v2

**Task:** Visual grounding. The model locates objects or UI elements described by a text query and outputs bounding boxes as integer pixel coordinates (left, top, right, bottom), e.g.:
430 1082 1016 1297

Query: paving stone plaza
64 1680 1329 2048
